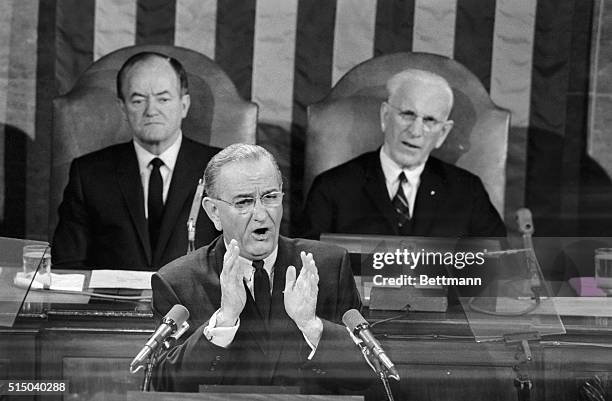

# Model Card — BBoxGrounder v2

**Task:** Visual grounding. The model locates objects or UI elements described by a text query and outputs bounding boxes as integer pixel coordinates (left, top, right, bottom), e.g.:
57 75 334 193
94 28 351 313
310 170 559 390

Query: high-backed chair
50 45 257 235
305 52 509 218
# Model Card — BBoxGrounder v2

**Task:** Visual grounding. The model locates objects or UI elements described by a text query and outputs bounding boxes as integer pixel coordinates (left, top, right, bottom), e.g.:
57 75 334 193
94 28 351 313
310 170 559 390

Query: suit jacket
151 235 371 394
301 150 506 239
52 137 219 270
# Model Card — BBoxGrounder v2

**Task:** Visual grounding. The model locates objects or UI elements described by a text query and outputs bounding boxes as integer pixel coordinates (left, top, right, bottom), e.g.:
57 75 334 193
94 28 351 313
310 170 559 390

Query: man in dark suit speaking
302 69 506 239
52 52 219 270
151 144 370 393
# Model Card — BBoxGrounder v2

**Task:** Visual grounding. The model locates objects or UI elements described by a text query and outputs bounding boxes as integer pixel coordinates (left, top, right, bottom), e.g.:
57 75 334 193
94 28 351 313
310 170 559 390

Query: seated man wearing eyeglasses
151 144 371 393
301 69 506 239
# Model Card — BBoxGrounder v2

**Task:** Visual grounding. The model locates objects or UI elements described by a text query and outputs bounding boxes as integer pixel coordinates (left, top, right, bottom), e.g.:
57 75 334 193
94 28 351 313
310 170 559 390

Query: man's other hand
218 239 247 327
284 251 322 346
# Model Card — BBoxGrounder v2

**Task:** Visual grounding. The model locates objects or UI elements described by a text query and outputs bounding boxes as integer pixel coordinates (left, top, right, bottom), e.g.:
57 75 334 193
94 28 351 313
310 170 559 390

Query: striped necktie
392 172 411 229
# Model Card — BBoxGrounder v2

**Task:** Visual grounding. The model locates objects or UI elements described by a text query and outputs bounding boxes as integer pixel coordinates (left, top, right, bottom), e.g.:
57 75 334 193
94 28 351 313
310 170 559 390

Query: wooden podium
127 391 363 400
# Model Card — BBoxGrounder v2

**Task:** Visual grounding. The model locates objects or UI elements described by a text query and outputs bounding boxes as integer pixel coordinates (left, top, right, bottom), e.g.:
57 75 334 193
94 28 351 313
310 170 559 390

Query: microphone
130 304 190 373
515 208 542 290
516 208 534 236
187 178 205 254
342 309 400 381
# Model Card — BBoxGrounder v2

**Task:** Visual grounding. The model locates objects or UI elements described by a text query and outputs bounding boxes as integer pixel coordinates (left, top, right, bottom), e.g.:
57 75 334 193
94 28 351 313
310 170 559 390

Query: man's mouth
252 227 270 239
401 141 420 149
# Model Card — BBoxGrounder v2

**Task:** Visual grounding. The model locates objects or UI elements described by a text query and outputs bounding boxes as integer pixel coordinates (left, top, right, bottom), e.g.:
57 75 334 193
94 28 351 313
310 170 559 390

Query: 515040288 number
0 380 68 394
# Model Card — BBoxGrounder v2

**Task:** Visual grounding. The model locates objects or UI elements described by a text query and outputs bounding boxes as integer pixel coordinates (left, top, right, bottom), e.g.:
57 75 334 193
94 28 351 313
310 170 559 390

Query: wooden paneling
38 329 149 401
1 307 610 401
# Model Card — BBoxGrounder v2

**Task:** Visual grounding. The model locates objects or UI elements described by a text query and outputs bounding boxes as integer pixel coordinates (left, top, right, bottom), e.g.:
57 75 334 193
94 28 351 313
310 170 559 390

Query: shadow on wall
0 124 28 238
579 151 612 236
524 126 612 237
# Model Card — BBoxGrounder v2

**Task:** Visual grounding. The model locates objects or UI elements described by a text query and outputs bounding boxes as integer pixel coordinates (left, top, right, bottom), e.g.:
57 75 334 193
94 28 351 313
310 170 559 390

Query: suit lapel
115 142 152 264
412 159 446 235
154 138 202 265
363 152 400 234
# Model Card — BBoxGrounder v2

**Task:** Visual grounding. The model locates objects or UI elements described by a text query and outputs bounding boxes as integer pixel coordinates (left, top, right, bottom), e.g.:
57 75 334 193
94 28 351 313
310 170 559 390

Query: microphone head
165 304 190 326
515 208 534 234
342 309 368 331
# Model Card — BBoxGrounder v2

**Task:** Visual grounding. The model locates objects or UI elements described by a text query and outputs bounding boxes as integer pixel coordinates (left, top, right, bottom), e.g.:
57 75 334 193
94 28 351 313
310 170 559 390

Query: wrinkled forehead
216 159 282 197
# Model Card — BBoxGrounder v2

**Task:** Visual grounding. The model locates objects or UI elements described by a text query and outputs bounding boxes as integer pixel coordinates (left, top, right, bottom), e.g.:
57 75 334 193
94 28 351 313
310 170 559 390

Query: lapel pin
430 190 436 196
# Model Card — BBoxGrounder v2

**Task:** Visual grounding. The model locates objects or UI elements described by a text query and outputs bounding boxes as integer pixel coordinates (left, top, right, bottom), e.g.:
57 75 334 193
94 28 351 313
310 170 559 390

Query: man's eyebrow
128 90 172 99
230 187 280 199
230 191 256 199
154 90 172 97
261 187 281 195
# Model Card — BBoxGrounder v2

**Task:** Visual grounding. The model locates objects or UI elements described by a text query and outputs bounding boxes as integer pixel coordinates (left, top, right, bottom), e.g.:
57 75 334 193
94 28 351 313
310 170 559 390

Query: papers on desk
51 273 85 291
89 270 154 290
13 272 85 291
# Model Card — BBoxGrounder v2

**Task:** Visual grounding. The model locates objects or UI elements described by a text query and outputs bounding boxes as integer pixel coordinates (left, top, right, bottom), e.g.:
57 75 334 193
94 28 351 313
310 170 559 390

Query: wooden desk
1 296 611 400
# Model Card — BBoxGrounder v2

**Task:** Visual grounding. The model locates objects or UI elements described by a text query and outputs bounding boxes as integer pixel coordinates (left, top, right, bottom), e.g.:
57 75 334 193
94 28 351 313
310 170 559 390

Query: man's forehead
217 159 280 194
124 59 180 92
392 79 452 114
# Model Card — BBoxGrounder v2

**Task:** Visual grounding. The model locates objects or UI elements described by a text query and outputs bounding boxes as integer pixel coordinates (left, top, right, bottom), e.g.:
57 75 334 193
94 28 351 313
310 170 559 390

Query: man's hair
386 69 454 116
204 143 283 198
116 51 189 101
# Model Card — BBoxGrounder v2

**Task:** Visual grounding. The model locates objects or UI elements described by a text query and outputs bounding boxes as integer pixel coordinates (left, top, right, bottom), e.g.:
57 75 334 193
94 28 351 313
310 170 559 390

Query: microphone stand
358 342 397 401
139 337 180 391
186 179 205 254
141 350 158 392
132 321 190 391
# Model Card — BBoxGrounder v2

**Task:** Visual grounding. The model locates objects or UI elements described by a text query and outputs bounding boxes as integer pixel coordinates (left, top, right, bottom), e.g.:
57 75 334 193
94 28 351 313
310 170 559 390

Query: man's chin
244 239 275 260
395 153 424 169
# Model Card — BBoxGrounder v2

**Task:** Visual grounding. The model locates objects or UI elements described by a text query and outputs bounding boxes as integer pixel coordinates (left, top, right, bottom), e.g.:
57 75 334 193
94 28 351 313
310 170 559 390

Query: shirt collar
223 239 278 278
379 146 425 187
133 132 182 172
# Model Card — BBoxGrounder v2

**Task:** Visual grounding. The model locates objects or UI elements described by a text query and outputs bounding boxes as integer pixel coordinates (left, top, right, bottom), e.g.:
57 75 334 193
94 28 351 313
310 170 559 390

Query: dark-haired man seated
53 52 219 270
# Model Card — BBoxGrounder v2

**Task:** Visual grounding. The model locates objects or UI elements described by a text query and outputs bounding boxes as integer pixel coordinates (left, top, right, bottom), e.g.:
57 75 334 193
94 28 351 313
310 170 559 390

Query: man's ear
379 102 389 132
202 197 222 231
181 94 191 118
434 120 454 149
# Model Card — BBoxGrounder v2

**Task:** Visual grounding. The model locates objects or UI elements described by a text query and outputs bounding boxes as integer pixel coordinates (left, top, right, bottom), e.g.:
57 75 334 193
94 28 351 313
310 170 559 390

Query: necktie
253 260 271 319
148 158 164 250
392 172 411 229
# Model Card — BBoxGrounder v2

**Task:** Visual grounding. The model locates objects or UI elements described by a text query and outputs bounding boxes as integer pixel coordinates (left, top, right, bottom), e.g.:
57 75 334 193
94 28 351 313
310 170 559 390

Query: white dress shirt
133 133 182 218
380 146 426 216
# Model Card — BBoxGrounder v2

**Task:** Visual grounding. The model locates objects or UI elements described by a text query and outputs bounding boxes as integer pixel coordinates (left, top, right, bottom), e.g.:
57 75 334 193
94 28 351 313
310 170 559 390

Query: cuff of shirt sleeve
203 309 240 348
301 317 323 360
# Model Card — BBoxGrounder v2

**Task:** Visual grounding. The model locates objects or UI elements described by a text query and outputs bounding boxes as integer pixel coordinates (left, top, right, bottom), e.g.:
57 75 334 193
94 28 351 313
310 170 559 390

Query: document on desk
89 270 154 290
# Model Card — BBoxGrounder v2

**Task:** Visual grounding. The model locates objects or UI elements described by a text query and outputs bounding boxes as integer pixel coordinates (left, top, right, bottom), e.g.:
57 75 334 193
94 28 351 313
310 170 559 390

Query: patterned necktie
392 172 411 229
148 157 164 250
252 260 271 319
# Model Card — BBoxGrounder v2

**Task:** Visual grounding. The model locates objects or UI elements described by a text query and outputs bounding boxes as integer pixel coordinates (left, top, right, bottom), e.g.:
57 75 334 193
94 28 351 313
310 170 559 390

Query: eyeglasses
213 191 284 214
385 102 446 131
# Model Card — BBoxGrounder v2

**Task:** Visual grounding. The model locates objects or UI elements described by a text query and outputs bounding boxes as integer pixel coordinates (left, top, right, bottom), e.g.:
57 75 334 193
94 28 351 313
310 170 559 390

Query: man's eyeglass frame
384 102 447 132
211 191 284 214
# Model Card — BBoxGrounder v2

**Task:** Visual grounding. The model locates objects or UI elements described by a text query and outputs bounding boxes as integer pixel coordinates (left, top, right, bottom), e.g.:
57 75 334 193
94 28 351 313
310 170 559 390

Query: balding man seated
301 69 506 239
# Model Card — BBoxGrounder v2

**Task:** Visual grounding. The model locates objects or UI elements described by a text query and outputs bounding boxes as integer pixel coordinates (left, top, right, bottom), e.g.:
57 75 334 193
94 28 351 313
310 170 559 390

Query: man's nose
144 99 159 115
407 117 425 137
251 197 267 220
